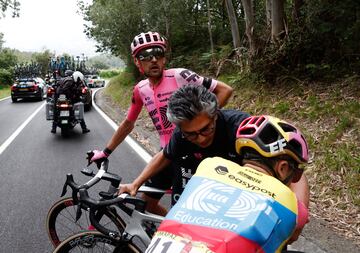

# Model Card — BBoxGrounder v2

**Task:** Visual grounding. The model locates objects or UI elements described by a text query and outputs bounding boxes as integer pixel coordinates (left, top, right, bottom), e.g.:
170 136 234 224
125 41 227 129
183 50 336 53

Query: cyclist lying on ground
145 114 309 253
90 31 233 216
120 84 310 243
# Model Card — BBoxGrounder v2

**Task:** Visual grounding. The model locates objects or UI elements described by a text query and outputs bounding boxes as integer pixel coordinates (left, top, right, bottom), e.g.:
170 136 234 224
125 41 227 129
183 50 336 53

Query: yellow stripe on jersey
195 157 298 214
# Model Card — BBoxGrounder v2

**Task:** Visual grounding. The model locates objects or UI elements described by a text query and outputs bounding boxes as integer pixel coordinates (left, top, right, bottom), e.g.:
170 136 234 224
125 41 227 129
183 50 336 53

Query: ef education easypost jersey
146 157 299 253
126 68 217 148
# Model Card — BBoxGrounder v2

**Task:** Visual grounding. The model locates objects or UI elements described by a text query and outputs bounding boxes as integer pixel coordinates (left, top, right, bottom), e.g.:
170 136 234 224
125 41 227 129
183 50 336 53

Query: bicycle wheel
53 231 141 253
46 197 126 247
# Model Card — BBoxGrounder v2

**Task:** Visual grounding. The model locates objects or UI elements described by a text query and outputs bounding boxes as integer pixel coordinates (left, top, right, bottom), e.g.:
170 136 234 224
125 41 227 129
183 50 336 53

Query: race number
145 234 210 253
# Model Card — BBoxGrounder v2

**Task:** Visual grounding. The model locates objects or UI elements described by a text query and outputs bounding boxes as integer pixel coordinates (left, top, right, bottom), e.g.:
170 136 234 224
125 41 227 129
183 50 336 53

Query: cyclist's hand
88 149 109 167
288 227 302 244
118 183 137 196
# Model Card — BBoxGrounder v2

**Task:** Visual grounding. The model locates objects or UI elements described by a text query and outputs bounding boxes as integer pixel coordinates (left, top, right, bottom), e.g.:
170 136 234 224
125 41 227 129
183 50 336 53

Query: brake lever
60 182 68 197
75 204 83 222
61 174 75 197
86 150 94 166
81 166 95 177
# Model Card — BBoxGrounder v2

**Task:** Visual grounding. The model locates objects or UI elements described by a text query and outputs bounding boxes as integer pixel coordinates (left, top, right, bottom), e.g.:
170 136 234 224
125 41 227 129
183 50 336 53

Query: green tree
33 50 52 77
0 48 17 69
90 60 109 70
0 33 4 49
0 48 17 85
0 0 20 18
80 0 360 80
0 68 13 85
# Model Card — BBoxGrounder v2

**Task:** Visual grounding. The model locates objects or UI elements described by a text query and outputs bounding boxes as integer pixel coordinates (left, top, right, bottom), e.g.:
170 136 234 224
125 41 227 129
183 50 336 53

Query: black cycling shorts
144 164 173 199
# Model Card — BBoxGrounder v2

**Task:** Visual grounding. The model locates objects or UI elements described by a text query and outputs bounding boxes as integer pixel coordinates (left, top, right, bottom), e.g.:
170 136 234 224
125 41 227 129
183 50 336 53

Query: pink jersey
127 68 218 148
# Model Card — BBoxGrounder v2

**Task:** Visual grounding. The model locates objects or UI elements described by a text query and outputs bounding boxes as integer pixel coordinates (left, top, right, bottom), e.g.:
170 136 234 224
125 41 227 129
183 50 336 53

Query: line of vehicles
9 74 105 108
10 74 105 137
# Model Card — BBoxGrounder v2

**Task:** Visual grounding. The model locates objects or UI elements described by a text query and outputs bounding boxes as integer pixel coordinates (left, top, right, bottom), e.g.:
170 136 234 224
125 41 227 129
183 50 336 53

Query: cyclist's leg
143 164 173 216
53 230 141 253
46 197 125 247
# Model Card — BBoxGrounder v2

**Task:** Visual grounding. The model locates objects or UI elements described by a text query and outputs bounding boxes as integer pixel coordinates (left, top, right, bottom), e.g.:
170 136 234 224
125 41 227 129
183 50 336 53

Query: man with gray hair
119 84 250 205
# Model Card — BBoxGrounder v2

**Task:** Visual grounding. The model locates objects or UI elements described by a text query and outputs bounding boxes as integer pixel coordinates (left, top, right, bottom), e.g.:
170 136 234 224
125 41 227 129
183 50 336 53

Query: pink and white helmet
131 31 167 57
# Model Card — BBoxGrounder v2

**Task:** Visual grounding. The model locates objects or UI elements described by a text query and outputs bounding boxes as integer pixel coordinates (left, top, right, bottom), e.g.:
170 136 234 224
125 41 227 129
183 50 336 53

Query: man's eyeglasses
137 47 165 62
182 118 216 141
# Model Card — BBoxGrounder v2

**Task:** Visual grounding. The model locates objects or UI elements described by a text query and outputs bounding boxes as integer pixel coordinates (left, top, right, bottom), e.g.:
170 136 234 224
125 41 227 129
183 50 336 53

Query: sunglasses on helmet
137 47 165 62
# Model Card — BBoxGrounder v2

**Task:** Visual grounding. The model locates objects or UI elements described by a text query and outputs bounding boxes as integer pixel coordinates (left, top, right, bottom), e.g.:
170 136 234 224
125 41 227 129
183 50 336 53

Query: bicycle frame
79 186 167 249
117 197 164 247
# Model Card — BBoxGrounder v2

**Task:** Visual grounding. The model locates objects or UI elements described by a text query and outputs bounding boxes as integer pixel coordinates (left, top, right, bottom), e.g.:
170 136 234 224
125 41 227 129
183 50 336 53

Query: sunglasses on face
182 118 216 141
137 47 165 62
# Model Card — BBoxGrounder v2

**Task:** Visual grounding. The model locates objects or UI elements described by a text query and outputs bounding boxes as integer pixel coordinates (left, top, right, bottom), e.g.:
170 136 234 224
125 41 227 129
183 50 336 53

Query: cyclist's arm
119 151 171 196
288 174 310 243
132 151 171 191
175 68 232 108
105 86 142 152
213 80 233 108
290 173 310 208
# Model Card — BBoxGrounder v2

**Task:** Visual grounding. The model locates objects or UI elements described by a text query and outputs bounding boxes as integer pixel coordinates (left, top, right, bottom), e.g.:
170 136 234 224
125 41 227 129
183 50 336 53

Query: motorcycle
46 94 84 136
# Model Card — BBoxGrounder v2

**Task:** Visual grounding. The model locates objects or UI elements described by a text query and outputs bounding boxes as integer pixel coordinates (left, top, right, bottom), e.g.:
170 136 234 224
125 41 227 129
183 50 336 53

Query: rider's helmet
65 69 74 77
235 115 308 183
130 31 167 57
72 71 84 83
235 115 309 164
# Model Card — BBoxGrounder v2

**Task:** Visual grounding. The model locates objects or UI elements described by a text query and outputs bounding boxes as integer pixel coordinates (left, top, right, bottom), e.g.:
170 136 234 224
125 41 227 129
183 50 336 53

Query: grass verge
0 85 10 99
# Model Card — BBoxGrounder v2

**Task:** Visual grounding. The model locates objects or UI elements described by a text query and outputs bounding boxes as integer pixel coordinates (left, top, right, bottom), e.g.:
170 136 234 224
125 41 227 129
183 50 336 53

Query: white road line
0 102 46 155
0 96 10 102
92 89 152 163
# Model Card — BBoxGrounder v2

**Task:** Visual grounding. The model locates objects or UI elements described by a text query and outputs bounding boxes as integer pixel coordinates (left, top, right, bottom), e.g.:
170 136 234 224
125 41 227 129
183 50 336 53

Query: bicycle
50 159 304 253
46 159 126 247
52 179 169 252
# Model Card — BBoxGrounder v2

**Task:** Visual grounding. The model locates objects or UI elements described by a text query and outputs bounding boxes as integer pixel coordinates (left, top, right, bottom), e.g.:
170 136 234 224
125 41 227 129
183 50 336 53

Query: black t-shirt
163 109 250 203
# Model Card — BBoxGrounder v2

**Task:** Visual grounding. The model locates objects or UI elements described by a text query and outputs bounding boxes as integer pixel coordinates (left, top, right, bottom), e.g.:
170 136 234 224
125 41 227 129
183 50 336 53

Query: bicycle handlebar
60 156 121 205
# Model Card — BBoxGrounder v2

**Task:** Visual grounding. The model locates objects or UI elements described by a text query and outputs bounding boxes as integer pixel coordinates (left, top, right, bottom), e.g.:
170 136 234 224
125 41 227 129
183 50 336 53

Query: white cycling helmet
131 31 166 57
72 71 84 83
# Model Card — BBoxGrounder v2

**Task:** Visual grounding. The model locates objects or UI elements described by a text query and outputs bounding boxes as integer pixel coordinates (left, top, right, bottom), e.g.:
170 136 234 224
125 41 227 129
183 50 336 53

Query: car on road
81 82 93 111
85 75 105 88
11 77 47 102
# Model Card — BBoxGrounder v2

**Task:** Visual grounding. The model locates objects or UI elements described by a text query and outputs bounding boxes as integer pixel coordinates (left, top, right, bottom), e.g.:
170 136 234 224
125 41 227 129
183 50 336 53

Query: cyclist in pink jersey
90 31 233 215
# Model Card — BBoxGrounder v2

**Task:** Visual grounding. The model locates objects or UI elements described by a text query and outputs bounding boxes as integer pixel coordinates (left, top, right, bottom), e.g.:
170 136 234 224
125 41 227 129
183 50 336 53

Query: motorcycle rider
51 70 90 134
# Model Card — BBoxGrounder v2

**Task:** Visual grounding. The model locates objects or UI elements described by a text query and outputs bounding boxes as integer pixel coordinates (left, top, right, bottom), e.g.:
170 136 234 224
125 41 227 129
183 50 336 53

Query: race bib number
145 232 212 253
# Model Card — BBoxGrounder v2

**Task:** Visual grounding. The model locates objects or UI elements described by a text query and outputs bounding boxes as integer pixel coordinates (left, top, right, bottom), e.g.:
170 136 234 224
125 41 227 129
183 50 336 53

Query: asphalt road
0 96 148 252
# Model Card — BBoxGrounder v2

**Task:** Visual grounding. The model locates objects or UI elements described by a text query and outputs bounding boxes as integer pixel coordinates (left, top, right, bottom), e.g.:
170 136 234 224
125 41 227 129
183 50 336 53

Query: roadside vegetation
0 85 10 99
99 69 123 79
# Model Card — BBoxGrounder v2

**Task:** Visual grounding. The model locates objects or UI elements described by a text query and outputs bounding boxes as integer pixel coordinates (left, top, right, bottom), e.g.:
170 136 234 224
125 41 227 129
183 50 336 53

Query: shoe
82 128 90 134
51 128 56 134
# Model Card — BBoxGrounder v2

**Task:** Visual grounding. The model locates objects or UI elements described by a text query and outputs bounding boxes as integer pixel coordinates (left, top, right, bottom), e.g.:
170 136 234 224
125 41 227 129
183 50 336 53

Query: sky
0 0 98 57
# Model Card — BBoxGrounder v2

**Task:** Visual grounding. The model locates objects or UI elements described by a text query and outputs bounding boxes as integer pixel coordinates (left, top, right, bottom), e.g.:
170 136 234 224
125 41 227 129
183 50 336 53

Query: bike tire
46 197 126 247
53 231 141 253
